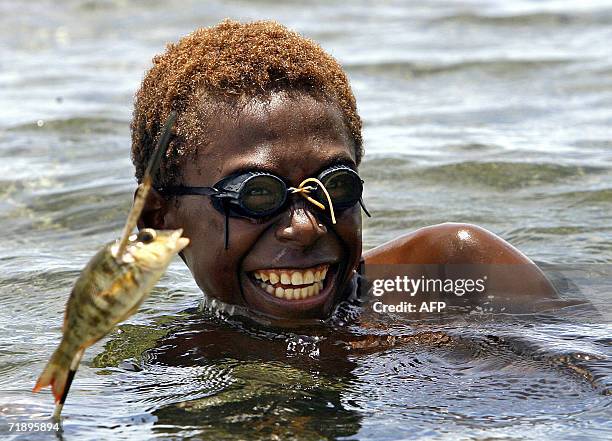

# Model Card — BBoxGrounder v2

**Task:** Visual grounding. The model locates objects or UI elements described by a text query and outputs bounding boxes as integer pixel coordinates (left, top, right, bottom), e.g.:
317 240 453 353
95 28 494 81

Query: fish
32 228 189 402
32 111 184 419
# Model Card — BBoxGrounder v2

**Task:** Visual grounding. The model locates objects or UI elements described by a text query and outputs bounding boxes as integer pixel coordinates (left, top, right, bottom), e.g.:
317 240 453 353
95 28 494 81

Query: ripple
548 188 612 205
412 161 604 190
346 57 575 79
7 116 127 134
431 10 612 27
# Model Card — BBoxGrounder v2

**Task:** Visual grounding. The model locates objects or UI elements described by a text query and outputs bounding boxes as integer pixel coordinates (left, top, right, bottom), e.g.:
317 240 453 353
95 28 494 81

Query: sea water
0 1 610 439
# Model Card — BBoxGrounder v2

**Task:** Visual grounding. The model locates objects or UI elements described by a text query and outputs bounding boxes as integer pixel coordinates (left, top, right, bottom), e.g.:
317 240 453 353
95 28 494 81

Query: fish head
122 228 190 269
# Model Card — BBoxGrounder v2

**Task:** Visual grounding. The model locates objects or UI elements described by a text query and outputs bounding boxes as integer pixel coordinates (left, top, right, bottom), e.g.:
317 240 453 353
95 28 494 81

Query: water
1 0 611 439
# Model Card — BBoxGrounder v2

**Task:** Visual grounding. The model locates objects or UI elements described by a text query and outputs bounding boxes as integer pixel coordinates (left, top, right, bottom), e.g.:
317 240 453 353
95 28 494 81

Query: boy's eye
323 172 353 198
247 188 270 196
241 177 285 213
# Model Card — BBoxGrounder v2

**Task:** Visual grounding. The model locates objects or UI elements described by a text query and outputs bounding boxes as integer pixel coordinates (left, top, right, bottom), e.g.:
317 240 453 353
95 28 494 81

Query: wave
346 57 575 78
7 116 127 134
362 159 605 190
430 10 612 27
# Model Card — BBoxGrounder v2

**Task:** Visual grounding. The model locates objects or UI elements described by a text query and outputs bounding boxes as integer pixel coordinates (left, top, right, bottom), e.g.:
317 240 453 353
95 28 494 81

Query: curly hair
131 19 362 185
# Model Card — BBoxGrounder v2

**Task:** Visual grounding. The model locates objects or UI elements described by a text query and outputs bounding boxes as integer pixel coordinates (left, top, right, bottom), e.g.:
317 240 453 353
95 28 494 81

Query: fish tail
32 342 77 403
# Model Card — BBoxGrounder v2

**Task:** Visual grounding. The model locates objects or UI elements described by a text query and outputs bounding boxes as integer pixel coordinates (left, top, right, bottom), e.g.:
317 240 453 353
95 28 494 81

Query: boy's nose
274 204 327 247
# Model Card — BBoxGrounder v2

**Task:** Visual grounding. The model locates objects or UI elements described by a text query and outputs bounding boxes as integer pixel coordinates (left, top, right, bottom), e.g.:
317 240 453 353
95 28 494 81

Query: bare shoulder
364 222 536 265
363 222 559 304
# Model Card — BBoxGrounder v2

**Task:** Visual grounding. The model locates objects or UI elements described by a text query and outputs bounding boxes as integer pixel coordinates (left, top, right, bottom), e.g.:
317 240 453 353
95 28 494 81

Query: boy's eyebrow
315 154 357 173
226 152 357 177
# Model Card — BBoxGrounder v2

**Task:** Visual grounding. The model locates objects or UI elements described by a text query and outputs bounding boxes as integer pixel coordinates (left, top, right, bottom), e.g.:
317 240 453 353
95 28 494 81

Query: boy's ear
136 187 172 230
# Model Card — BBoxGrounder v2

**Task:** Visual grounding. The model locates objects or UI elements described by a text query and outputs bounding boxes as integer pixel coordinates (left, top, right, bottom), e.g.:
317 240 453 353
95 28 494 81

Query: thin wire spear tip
52 348 83 420
114 111 177 261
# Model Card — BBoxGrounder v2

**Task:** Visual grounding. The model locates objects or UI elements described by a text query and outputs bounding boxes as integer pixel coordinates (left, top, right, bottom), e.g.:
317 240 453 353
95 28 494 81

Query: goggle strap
359 198 371 217
223 201 230 250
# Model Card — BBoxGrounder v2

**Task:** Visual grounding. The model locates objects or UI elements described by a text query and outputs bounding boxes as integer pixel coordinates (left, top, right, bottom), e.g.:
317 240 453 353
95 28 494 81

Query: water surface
0 1 611 440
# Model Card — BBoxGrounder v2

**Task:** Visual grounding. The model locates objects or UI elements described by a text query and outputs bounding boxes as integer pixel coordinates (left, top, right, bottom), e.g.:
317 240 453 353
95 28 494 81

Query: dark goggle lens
319 169 362 208
240 175 286 215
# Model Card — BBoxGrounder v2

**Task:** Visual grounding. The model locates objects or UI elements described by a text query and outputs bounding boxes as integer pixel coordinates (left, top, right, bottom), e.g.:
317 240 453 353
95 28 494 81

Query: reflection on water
1 0 611 440
13 302 608 440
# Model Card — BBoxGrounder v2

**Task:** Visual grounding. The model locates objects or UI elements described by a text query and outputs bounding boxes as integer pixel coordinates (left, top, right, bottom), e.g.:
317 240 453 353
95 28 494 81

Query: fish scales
33 228 189 403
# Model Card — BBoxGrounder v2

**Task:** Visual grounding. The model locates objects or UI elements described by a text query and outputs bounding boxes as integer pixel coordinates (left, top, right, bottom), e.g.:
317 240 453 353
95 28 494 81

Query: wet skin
140 92 362 320
140 91 557 321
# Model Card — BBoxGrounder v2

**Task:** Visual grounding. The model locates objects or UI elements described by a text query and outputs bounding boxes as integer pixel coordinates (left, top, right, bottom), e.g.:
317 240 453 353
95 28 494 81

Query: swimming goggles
158 165 370 249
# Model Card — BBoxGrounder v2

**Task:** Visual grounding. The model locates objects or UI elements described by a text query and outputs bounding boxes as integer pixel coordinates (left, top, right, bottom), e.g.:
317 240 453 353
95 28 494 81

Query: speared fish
32 111 188 419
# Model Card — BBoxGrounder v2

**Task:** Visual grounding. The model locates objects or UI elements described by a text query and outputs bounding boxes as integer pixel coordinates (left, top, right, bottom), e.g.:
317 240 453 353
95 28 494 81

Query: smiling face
152 91 362 320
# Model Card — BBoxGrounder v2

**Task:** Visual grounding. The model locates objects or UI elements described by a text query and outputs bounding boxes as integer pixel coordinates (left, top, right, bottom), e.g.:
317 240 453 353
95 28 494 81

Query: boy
132 20 556 321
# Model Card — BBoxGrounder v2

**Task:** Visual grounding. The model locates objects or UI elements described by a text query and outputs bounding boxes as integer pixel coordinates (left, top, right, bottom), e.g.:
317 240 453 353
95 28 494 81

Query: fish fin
32 350 71 403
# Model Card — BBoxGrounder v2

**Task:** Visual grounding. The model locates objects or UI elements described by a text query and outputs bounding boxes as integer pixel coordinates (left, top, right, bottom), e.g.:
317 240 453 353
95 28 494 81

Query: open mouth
249 264 332 301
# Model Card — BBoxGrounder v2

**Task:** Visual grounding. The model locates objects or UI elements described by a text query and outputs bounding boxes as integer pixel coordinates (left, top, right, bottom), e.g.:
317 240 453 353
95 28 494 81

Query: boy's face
155 92 362 321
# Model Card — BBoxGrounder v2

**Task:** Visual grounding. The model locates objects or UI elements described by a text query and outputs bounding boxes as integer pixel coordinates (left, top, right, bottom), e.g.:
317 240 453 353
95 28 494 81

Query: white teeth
304 270 314 284
300 287 309 298
255 279 325 301
275 287 284 298
252 265 330 300
291 272 303 285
